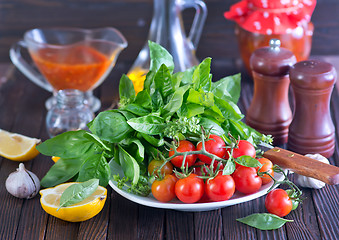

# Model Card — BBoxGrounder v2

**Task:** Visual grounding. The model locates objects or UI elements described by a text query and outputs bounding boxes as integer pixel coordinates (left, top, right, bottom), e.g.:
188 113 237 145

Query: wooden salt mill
288 60 337 158
246 39 296 145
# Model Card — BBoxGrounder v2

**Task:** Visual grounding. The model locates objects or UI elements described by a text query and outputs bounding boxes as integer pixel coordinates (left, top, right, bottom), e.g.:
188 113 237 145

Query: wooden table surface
0 56 338 240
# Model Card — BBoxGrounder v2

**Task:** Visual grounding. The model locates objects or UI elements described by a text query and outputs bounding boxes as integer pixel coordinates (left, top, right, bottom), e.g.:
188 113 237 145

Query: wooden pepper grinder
246 39 296 145
288 60 337 158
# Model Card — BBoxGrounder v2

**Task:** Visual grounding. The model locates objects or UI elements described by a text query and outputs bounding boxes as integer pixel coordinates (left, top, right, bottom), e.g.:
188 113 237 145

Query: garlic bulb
294 154 329 189
5 163 40 199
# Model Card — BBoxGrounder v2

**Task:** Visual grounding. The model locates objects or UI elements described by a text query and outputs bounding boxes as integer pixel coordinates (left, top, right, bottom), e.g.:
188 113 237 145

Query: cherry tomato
232 166 262 194
197 135 226 164
175 174 204 203
205 174 235 202
151 174 177 202
148 159 174 177
169 140 197 168
228 140 256 159
265 189 293 217
256 158 274 185
192 161 208 176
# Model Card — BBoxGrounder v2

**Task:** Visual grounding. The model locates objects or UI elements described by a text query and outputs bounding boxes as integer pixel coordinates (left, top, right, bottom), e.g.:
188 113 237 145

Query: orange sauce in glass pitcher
31 45 111 91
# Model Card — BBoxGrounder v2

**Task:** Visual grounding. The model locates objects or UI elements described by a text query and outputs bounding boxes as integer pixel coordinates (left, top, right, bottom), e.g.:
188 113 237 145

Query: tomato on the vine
169 140 197 168
197 134 226 164
205 174 235 202
265 189 293 217
151 174 177 202
232 166 262 194
228 140 256 159
148 159 174 177
175 174 204 203
256 158 274 185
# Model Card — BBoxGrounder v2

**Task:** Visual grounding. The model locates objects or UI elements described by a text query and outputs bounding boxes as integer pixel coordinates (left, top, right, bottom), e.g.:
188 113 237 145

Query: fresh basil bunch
37 41 271 191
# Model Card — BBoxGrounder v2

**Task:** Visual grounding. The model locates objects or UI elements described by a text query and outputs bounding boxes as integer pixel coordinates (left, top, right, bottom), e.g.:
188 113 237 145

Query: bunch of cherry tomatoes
148 134 298 217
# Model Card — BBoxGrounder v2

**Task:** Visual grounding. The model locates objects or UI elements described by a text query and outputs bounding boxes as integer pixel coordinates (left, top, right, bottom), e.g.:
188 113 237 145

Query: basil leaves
37 41 270 193
237 213 293 230
58 179 99 211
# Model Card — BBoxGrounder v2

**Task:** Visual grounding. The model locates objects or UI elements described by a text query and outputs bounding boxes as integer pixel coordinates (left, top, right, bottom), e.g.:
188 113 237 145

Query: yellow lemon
39 182 107 222
51 156 60 162
0 129 40 161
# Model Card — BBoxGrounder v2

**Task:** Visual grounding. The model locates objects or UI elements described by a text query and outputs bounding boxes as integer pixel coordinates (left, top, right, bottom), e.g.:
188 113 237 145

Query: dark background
1 0 338 72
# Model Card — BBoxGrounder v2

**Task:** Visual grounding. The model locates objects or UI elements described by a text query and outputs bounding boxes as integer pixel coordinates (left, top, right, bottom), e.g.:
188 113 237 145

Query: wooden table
0 58 338 240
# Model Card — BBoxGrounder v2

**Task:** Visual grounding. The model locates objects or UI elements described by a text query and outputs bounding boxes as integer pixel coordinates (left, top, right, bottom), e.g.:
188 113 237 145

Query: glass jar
235 22 314 74
46 89 94 138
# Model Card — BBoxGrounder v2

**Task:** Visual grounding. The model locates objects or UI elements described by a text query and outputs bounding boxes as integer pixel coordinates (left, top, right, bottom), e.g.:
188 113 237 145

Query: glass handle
9 40 53 92
180 0 208 50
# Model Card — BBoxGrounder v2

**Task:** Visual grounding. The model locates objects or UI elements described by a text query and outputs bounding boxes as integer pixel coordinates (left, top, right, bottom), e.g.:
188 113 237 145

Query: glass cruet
127 0 207 93
46 89 94 138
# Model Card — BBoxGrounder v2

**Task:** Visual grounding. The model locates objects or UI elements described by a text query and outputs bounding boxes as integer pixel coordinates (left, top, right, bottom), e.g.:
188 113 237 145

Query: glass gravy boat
10 27 128 111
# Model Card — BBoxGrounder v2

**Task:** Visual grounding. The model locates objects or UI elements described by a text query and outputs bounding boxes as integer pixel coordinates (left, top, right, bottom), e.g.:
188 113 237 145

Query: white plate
109 171 285 212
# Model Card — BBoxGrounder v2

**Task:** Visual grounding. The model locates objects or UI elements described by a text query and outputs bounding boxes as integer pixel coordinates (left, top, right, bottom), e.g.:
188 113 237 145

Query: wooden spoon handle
263 147 339 185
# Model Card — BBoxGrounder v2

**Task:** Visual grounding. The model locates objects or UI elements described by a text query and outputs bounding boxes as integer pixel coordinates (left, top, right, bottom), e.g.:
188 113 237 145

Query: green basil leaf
199 117 225 136
84 132 111 151
214 96 243 121
58 179 99 210
117 110 136 121
235 156 262 168
127 115 165 135
41 157 84 188
118 144 140 185
192 57 212 91
120 138 145 162
237 213 293 230
154 64 173 98
163 85 190 117
187 89 214 107
149 40 174 73
36 130 99 159
203 106 225 123
134 89 152 109
222 159 236 175
140 133 164 147
177 103 205 118
89 111 133 143
119 74 136 102
121 104 150 116
211 73 241 104
77 152 111 187
151 88 164 110
178 66 196 85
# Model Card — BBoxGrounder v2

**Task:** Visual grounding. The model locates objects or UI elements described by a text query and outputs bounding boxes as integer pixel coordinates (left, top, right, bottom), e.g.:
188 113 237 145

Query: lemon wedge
0 129 40 161
40 182 107 222
51 156 60 162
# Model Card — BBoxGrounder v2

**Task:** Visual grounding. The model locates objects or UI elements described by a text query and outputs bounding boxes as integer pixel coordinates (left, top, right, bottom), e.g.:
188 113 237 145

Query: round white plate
109 171 285 212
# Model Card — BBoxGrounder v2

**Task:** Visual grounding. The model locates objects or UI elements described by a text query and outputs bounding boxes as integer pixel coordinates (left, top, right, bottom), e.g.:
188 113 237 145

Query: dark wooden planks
107 192 138 240
166 210 194 240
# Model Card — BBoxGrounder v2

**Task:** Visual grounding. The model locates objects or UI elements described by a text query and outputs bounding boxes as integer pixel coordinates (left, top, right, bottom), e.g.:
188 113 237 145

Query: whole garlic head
5 163 40 199
294 154 329 189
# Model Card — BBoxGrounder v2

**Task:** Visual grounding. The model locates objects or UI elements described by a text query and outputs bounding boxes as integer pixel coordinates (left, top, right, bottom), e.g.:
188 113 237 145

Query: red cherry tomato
175 174 204 203
227 140 256 160
265 189 293 217
232 166 262 194
255 158 274 185
192 161 208 176
151 174 177 202
205 174 235 202
197 135 226 164
148 159 174 177
169 140 197 168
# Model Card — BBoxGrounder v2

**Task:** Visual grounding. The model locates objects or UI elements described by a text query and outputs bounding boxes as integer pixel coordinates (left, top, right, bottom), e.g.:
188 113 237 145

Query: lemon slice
40 182 107 222
0 129 40 161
